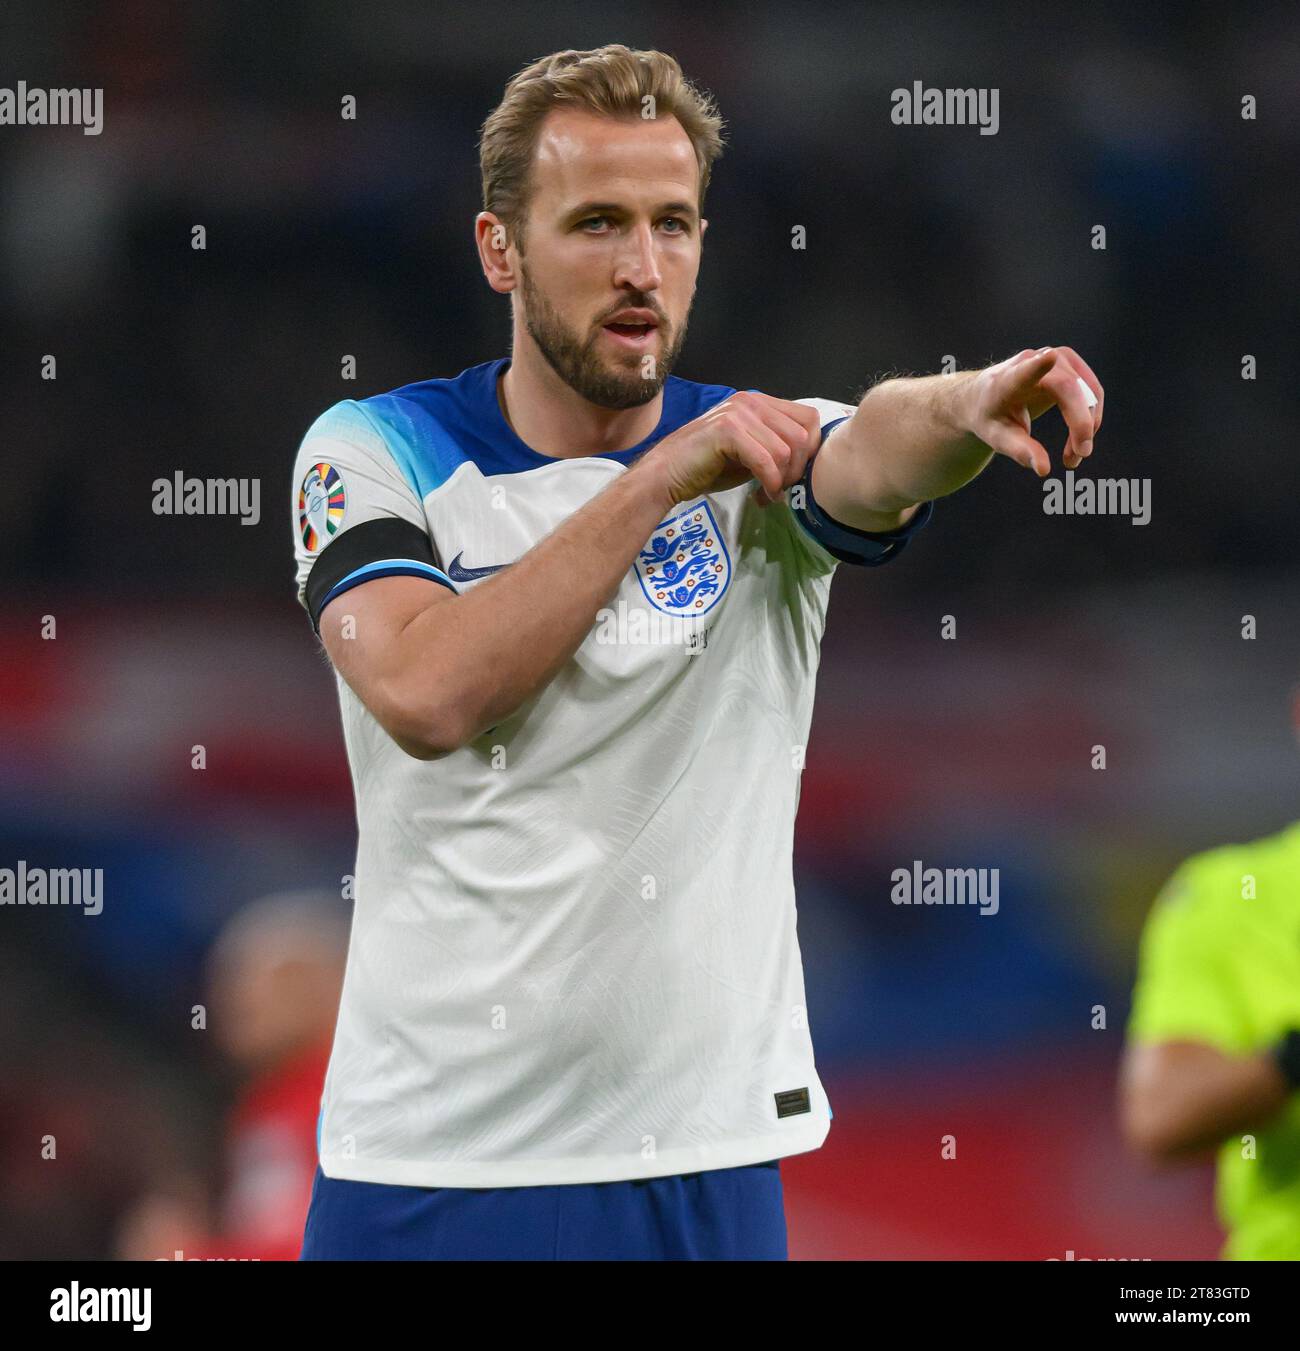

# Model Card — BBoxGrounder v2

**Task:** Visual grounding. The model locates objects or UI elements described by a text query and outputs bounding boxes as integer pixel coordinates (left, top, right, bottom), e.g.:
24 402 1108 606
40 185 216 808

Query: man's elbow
1120 1104 1185 1166
1120 1091 1212 1167
391 729 456 761
394 712 474 759
376 682 477 759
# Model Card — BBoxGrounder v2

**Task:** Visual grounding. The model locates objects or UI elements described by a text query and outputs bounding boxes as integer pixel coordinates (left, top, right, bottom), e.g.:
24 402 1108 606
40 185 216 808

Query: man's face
513 107 705 409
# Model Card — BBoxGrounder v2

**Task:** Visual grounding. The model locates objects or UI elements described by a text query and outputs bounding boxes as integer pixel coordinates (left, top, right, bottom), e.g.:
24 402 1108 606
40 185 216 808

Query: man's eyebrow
564 200 699 221
565 202 623 219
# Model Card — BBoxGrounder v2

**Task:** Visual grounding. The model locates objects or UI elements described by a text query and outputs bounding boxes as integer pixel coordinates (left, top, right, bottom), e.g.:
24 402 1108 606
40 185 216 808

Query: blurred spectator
114 891 347 1261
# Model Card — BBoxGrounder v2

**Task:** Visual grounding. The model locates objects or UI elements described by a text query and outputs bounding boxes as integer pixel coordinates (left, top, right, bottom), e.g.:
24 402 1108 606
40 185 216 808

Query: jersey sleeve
773 397 934 575
291 400 456 633
1126 857 1253 1054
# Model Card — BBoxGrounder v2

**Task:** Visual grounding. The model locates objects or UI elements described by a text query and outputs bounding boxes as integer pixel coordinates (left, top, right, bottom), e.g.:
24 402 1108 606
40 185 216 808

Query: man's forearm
1120 1040 1292 1164
817 348 1103 528
843 373 990 508
805 371 993 533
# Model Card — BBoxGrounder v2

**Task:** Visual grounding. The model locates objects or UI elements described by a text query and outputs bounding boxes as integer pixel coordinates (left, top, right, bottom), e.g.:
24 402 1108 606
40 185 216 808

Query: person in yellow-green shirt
1122 820 1300 1259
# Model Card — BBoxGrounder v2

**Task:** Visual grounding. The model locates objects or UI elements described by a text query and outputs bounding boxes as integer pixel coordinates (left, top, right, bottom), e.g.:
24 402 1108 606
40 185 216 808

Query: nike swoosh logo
447 552 508 581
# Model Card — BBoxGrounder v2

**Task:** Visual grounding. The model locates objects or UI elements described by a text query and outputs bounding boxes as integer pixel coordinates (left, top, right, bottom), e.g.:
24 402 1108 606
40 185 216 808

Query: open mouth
601 319 660 350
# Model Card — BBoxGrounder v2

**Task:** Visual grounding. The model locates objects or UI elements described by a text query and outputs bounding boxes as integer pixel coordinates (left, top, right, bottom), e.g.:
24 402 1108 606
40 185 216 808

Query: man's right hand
639 391 823 507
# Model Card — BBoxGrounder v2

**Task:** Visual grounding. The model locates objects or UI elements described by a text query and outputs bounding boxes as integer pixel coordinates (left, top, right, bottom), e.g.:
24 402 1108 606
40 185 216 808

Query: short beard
518 264 688 410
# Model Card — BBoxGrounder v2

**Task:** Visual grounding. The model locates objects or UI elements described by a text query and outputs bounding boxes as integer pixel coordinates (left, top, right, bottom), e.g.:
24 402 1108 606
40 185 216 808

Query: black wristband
1271 1028 1300 1091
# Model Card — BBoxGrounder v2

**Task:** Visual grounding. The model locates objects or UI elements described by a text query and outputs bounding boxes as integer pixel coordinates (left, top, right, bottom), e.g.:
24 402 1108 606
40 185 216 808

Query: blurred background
2 0 1298 1259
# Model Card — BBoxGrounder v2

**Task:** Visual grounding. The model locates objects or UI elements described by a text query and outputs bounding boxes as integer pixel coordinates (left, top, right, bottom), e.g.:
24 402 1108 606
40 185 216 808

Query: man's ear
700 217 708 242
475 212 517 295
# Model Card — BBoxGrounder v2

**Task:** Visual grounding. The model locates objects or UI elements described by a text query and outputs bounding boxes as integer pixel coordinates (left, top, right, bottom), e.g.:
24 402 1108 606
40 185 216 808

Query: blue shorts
299 1159 787 1260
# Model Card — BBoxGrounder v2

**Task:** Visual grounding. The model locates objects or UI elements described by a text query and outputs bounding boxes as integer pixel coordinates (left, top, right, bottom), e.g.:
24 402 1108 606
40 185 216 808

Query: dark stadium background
2 0 1298 1259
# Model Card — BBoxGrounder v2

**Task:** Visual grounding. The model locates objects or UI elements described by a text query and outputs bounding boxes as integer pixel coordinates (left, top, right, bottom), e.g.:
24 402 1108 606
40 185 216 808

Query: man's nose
613 222 663 293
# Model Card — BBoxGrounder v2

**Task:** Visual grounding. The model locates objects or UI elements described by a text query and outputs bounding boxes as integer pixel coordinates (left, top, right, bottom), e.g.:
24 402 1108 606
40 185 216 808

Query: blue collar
476 357 705 468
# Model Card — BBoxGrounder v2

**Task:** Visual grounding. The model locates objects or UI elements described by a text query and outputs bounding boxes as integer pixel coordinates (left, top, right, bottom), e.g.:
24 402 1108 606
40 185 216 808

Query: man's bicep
319 575 459 756
320 573 453 660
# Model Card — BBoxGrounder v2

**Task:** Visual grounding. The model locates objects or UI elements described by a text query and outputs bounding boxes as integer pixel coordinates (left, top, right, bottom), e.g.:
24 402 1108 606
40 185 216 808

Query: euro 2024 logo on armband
635 499 731 617
299 462 346 552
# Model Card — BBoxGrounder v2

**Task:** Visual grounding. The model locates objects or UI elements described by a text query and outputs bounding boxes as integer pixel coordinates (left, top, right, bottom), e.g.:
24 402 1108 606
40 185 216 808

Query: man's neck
498 339 664 459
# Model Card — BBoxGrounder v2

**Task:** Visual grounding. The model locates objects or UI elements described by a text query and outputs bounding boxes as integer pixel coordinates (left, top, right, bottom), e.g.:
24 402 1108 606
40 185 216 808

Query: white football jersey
291 357 931 1187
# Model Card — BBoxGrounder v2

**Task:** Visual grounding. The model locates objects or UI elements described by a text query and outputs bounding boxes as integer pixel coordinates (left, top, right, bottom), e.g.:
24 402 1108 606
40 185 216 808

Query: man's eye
660 217 686 233
580 216 612 231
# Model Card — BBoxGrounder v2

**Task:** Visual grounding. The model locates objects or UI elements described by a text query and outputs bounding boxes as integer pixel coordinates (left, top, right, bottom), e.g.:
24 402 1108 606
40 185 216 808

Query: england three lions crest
635 500 731 617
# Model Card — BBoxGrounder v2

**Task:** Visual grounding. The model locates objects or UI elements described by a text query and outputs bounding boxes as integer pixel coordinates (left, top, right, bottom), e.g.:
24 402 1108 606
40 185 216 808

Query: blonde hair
479 44 725 250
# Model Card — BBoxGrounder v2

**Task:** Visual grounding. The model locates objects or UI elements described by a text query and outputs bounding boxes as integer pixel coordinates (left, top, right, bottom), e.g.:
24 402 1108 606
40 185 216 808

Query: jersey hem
317 1114 830 1188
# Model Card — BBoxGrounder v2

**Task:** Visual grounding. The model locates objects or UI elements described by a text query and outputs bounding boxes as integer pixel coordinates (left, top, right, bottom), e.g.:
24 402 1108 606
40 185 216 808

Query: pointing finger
998 348 1059 404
